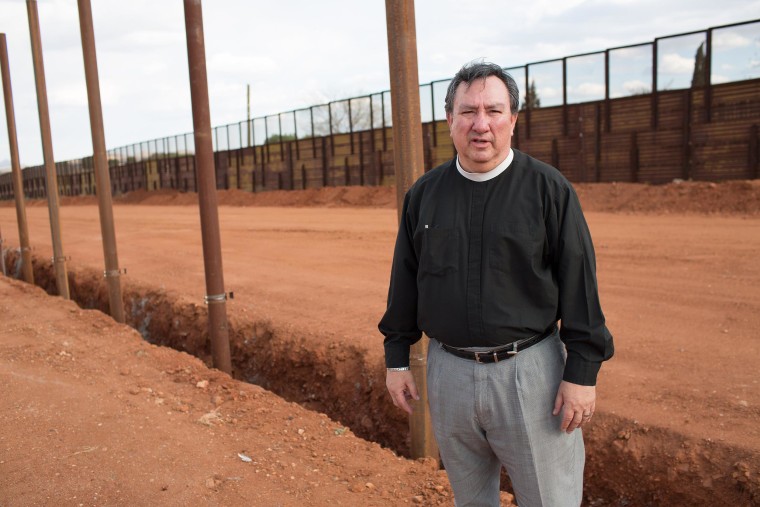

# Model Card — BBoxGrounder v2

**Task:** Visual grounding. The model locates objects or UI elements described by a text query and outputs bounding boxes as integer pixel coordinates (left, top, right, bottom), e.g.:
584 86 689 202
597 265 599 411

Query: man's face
446 76 518 173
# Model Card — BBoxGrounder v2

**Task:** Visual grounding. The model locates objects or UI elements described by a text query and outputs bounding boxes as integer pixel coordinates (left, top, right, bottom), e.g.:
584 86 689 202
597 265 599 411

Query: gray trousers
427 332 584 507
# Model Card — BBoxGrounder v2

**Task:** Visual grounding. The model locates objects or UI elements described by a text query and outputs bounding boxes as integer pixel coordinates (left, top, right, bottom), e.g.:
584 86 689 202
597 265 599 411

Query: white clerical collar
456 149 514 182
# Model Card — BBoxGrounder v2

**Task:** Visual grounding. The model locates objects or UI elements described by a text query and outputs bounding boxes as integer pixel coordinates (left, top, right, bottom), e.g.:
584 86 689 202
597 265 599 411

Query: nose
472 110 489 133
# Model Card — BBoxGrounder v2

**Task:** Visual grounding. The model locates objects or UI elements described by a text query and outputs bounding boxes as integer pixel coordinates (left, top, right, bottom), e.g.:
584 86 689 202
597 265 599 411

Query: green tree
691 42 707 88
266 133 297 144
523 80 541 109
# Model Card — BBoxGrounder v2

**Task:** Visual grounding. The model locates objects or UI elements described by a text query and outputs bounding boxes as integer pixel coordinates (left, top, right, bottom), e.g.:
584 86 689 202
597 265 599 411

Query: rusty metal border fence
1 19 759 200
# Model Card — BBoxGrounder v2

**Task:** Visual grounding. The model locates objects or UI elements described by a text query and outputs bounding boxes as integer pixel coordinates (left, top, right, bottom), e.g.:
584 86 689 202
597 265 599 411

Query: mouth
470 138 491 148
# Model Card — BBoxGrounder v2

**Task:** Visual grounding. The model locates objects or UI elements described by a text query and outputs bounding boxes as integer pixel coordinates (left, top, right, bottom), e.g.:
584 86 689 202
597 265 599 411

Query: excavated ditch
3 251 758 506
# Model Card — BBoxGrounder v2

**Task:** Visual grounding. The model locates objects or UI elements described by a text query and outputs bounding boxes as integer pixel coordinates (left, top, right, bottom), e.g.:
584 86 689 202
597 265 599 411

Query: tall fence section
2 19 759 200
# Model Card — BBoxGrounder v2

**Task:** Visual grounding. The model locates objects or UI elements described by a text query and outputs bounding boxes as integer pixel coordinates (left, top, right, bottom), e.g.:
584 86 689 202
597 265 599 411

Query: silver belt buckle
507 342 518 356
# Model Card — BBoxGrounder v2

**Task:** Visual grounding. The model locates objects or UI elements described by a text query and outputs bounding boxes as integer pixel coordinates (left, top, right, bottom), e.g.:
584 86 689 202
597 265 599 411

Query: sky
0 0 759 171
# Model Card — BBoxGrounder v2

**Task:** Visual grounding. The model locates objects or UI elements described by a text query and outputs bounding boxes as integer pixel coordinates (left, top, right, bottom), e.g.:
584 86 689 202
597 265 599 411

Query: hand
552 380 596 433
386 369 419 414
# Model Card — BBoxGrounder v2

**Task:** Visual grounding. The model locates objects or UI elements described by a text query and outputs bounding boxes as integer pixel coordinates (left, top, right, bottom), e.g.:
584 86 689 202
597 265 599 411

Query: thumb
407 378 420 401
552 390 563 416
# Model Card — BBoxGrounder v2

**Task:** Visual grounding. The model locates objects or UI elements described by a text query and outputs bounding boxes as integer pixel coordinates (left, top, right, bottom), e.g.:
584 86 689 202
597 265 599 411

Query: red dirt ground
1 180 759 506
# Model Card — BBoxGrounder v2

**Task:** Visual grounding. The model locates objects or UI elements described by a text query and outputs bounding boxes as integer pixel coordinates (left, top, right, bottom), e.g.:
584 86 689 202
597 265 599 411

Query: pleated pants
427 331 585 507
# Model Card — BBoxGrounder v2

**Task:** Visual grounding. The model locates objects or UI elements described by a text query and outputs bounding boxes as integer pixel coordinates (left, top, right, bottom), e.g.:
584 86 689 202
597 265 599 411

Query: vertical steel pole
705 28 712 122
77 0 125 322
370 94 375 133
183 0 232 375
384 0 438 461
247 84 251 147
310 106 316 158
430 83 437 147
348 99 354 154
652 39 659 130
0 34 34 284
381 92 387 151
277 113 283 160
0 225 5 276
604 49 611 133
293 110 300 160
525 65 531 139
27 0 69 299
562 57 568 137
327 102 335 135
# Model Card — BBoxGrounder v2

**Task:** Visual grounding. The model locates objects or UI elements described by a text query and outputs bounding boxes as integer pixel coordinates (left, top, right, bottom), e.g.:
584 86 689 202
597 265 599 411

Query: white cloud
612 46 652 60
208 53 277 76
575 82 606 97
49 84 89 108
537 86 561 100
660 53 694 74
713 31 752 49
623 79 651 94
120 30 185 48
711 73 730 84
519 0 588 24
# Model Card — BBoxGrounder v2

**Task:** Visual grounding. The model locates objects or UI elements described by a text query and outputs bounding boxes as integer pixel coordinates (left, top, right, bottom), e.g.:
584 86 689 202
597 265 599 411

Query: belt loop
508 342 518 356
493 351 499 363
475 352 482 363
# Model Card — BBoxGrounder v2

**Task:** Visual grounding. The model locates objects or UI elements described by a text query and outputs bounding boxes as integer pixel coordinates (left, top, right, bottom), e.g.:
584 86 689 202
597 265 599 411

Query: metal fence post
562 57 568 137
77 0 125 322
310 106 317 158
27 0 69 299
652 39 659 130
278 112 284 161
0 33 34 284
349 98 355 155
328 102 335 157
705 28 713 122
384 0 438 462
525 65 532 139
429 83 437 147
183 0 232 375
604 49 611 133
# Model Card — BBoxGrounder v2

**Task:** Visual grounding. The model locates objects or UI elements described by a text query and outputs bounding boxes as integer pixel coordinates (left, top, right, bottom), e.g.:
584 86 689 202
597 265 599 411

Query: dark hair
444 61 520 115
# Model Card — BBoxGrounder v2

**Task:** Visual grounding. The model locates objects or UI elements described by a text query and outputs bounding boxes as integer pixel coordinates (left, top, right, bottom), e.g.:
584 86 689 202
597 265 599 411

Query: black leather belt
440 325 557 364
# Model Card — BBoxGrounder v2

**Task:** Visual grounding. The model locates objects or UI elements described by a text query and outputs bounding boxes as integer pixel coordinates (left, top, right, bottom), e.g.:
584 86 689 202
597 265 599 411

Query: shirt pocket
420 227 459 276
488 222 540 274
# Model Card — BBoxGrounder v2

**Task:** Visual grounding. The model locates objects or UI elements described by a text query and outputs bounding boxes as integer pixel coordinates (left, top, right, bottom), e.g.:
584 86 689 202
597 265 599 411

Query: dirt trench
3 251 759 506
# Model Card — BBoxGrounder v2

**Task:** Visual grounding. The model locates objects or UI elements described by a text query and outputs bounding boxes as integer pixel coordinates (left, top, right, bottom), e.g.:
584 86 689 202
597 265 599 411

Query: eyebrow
457 101 508 111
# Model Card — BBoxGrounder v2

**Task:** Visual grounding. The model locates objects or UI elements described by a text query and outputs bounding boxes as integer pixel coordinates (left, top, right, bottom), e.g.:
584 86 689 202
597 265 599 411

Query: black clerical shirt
379 149 614 386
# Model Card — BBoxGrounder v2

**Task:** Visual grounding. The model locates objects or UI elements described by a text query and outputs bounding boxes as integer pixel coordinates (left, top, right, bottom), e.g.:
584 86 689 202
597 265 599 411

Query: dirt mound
0 276 458 506
218 187 397 208
111 180 760 215
116 188 200 206
5 179 757 215
574 179 760 215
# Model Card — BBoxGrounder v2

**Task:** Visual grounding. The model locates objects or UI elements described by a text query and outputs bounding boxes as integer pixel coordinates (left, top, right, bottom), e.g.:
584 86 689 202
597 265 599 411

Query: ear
446 112 453 132
510 113 518 135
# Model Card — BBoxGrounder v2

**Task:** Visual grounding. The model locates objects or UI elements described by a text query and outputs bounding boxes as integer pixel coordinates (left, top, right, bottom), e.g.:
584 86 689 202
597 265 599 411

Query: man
379 61 614 506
